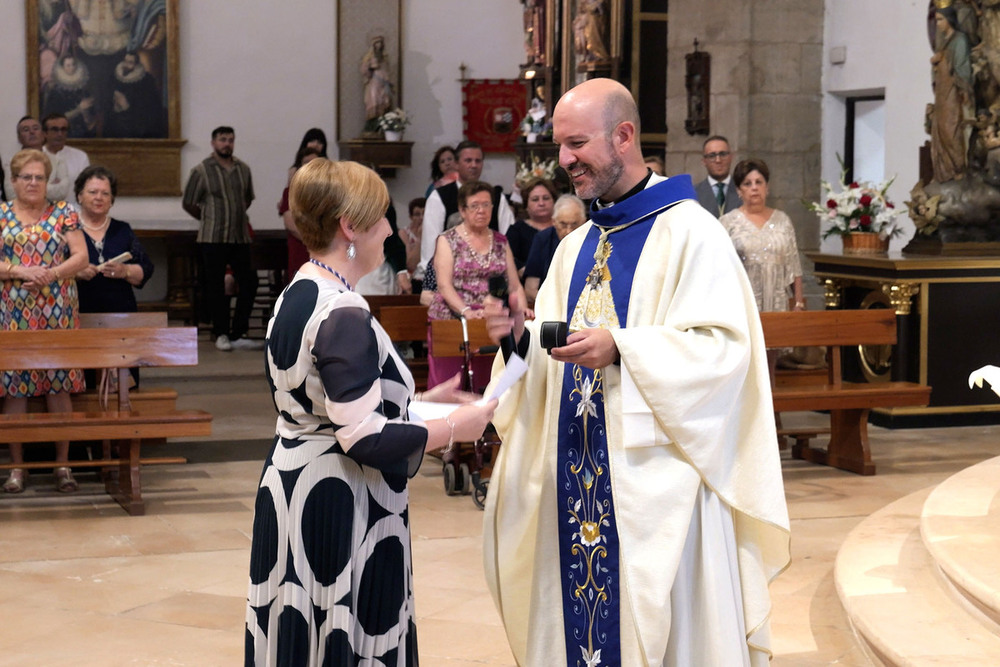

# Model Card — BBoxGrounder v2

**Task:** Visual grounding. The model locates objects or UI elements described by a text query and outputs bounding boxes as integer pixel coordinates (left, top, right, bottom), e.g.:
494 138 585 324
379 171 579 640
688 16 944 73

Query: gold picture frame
26 0 185 196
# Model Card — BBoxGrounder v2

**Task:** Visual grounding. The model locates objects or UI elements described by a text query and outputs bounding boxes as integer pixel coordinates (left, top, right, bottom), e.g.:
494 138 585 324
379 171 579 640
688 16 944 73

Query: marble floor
1 336 999 666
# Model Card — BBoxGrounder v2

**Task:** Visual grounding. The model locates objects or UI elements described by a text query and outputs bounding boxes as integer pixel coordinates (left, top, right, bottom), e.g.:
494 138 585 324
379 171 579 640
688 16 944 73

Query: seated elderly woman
427 180 523 389
523 193 587 307
1 149 89 494
74 165 155 387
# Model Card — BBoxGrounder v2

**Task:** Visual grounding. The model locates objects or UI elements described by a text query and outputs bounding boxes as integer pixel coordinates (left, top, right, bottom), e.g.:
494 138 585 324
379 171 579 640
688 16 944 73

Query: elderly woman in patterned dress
0 149 89 494
427 180 524 389
244 159 496 666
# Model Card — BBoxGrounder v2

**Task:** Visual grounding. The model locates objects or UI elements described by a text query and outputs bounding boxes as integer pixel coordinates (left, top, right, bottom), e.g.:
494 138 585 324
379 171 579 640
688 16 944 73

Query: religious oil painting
27 0 177 139
26 0 185 196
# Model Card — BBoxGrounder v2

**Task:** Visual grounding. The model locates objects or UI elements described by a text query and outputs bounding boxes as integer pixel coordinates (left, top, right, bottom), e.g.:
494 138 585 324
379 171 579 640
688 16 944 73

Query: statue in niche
572 0 610 64
522 0 546 66
361 35 394 124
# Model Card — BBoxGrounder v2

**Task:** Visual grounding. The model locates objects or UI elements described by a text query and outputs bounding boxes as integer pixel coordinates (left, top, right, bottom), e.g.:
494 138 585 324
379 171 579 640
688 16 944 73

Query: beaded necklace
309 258 353 291
458 225 494 270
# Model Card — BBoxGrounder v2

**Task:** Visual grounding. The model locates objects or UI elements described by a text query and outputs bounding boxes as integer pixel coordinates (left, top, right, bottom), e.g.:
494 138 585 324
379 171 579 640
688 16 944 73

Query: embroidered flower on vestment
579 521 601 546
581 646 602 666
576 375 597 418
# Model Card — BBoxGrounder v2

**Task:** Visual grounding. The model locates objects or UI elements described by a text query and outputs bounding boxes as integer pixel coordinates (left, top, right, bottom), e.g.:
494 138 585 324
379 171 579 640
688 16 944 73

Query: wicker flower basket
841 232 889 255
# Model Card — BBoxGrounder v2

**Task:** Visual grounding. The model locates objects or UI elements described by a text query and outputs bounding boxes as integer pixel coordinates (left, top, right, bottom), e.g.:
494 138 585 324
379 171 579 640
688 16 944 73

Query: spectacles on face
703 151 731 161
17 174 47 183
465 202 491 212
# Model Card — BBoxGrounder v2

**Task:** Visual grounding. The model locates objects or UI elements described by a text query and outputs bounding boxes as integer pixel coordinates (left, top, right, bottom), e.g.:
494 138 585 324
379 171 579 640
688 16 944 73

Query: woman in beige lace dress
718 158 803 313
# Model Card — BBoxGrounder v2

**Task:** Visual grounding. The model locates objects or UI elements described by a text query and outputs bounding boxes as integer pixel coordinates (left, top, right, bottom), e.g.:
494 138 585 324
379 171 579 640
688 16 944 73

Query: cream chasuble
484 174 790 666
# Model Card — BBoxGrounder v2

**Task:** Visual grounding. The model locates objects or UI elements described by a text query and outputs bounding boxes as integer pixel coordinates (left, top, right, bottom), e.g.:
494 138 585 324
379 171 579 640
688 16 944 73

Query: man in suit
694 135 738 217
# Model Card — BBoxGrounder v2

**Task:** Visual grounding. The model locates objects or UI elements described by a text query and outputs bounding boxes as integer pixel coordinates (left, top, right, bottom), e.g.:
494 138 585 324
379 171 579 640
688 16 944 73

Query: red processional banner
462 79 526 153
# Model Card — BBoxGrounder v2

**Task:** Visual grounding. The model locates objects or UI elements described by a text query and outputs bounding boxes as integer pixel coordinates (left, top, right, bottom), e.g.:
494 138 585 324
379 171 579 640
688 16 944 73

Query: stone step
921 456 1000 631
835 485 1000 665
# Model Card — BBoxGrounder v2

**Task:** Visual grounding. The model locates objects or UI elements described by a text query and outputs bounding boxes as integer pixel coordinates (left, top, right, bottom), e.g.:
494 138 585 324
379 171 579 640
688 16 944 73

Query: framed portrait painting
26 0 185 196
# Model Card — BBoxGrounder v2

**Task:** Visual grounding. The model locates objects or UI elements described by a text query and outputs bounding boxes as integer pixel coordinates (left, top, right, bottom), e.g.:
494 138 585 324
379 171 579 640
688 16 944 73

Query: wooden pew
0 325 212 515
26 312 180 414
376 304 430 392
364 293 422 322
759 309 931 475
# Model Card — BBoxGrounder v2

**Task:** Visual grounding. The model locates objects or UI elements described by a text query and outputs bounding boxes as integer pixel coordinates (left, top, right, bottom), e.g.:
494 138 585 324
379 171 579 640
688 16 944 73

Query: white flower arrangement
808 170 901 240
377 108 410 133
515 154 558 185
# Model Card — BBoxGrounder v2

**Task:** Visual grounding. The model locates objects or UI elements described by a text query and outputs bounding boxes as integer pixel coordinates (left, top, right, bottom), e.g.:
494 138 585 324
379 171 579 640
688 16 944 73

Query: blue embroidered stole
555 175 694 666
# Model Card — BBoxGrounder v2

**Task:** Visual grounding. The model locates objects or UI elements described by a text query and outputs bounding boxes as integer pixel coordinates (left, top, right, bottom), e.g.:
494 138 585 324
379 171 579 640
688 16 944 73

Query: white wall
0 1 525 230
394 1 525 219
821 0 931 251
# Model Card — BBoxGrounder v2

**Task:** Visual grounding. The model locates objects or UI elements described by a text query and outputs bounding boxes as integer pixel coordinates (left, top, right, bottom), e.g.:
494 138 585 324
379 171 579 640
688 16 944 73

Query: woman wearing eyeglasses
0 149 89 494
427 180 523 389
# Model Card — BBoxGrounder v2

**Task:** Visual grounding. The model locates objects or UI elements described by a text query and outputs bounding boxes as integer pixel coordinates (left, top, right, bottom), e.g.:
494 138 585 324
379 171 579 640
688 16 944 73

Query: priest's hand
550 328 620 369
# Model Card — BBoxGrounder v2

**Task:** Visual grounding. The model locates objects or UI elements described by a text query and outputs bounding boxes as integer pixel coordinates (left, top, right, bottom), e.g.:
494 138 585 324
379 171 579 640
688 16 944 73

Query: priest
483 78 790 666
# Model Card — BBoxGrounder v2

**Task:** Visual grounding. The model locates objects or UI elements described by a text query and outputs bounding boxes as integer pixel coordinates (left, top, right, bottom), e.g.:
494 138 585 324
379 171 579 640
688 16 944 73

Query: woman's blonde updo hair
289 159 389 253
10 149 53 179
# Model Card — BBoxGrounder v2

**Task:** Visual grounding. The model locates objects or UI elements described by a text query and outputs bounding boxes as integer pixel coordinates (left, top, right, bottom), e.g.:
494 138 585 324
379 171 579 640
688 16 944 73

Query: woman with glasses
427 180 523 389
0 149 88 494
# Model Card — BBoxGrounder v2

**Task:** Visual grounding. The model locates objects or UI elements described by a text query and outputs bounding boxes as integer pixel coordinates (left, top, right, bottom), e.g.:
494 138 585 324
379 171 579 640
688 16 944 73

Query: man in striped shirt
183 126 260 351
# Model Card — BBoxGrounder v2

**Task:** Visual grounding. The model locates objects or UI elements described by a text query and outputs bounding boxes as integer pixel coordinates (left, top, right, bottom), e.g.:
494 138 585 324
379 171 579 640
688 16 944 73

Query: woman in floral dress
0 149 89 494
427 181 524 390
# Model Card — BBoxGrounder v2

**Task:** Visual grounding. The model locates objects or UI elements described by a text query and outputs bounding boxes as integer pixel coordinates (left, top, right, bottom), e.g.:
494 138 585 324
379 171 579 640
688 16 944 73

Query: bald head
552 78 649 201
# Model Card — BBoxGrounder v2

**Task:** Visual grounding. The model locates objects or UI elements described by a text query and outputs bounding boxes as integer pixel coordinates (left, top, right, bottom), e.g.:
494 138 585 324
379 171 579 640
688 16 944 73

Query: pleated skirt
245 436 418 666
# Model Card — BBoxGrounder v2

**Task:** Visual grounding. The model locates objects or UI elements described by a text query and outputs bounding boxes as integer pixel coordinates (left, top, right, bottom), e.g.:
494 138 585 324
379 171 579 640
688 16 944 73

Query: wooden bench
759 309 931 475
376 304 430 392
364 293 422 321
28 312 180 416
0 324 212 515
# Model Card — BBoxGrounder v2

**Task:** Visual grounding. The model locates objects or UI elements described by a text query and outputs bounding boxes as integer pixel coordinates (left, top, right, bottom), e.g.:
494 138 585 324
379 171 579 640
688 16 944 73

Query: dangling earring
347 242 356 260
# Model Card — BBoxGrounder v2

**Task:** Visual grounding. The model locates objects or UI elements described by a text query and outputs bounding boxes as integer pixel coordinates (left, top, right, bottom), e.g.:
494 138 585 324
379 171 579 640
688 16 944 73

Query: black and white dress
245 273 426 666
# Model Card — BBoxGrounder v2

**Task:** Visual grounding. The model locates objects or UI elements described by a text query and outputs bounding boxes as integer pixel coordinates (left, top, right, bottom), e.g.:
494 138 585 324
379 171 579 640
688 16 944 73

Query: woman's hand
16 265 55 291
420 373 480 404
101 261 127 280
443 399 498 446
76 264 99 281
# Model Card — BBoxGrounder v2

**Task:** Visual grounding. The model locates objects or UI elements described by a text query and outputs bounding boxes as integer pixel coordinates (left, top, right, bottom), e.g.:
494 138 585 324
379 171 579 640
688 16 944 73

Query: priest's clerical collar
589 173 696 229
593 170 654 210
